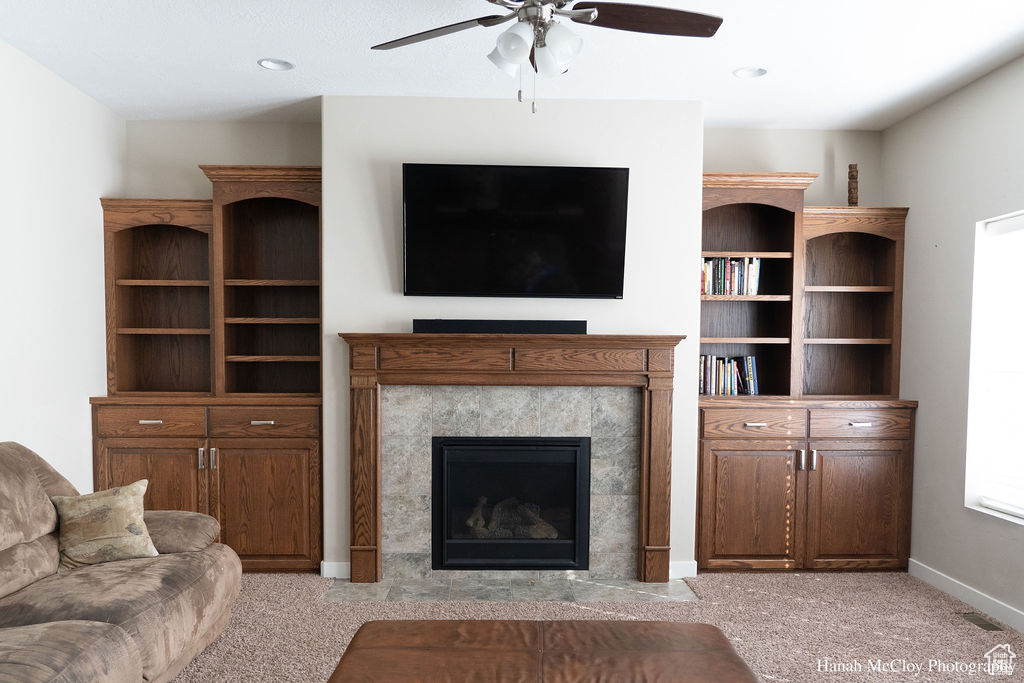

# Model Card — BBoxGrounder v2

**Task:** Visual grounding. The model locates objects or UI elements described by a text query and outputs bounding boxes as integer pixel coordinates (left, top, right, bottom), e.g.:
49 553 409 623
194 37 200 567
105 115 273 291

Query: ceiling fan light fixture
496 21 535 64
732 66 767 79
487 47 520 78
543 21 583 65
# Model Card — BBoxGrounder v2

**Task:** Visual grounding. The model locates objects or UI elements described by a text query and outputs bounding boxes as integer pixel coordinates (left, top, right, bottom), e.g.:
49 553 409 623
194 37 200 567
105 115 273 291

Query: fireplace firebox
432 437 590 571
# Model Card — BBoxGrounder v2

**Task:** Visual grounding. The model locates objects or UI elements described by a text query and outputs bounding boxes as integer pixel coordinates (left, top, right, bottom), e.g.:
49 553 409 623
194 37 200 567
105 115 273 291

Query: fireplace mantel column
340 333 685 583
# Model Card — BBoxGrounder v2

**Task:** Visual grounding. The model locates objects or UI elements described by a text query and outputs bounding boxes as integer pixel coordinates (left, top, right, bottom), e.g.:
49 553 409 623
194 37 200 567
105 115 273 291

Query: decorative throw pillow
51 480 159 569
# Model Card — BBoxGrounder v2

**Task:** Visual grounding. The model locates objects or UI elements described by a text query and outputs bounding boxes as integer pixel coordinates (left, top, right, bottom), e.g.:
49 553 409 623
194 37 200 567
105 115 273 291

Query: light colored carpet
176 573 1023 682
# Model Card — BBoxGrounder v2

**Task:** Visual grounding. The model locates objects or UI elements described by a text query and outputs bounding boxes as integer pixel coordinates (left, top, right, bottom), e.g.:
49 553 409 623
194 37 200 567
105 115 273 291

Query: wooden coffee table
330 620 757 682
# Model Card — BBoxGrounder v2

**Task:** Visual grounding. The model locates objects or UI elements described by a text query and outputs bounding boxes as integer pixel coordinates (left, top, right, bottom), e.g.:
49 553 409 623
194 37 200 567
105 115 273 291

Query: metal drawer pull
798 449 806 470
210 448 217 470
849 422 873 427
198 447 205 470
138 419 163 425
250 420 275 426
745 422 768 427
811 449 818 471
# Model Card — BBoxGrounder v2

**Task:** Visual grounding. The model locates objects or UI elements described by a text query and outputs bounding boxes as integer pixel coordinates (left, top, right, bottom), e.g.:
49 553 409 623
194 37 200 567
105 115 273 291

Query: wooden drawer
702 409 807 438
809 409 912 439
95 406 206 437
208 407 319 437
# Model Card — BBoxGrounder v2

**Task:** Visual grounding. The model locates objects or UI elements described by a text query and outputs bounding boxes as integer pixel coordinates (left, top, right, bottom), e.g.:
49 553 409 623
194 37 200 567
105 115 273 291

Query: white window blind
966 211 1024 521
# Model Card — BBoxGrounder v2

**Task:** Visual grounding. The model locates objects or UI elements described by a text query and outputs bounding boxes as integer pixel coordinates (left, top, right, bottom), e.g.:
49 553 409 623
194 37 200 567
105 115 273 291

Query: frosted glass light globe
496 22 535 64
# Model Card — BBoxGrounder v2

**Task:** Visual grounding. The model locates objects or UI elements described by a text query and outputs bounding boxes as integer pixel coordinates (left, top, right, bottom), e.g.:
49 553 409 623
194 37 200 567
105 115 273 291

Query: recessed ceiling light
258 58 295 71
733 66 767 79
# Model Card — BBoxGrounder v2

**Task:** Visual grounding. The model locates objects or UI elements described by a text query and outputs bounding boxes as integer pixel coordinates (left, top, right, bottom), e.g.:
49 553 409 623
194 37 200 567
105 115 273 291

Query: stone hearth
381 385 640 580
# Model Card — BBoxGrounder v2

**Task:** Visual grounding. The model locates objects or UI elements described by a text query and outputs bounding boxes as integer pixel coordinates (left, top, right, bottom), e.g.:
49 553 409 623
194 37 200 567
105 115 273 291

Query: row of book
699 355 760 395
701 257 761 296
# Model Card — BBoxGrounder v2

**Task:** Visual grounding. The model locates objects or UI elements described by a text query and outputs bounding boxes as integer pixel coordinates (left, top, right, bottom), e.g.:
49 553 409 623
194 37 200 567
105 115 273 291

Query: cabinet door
699 440 806 570
804 440 909 569
210 438 320 571
94 437 207 513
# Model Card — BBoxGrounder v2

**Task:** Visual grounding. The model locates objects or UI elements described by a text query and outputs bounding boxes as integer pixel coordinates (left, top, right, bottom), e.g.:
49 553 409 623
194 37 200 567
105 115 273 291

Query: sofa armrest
143 510 220 553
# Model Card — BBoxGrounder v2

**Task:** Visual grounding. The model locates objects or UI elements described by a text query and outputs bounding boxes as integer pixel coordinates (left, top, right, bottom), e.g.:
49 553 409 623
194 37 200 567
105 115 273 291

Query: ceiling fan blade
371 15 509 50
570 2 722 37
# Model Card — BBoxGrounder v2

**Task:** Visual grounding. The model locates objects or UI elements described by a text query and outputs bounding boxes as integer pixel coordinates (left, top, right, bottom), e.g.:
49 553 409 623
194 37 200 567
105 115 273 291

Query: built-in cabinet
91 166 322 572
697 173 916 571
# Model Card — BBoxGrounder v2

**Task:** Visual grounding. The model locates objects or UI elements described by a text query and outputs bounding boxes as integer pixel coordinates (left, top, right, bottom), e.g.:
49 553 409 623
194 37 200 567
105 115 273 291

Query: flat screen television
403 163 629 298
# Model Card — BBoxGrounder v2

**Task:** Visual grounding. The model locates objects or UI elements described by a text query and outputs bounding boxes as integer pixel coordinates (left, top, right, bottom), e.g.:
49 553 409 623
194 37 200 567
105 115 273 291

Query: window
965 209 1024 522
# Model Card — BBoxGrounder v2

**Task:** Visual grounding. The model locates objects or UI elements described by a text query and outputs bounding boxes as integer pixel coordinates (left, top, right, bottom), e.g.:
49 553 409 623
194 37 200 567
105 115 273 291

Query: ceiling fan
371 0 723 78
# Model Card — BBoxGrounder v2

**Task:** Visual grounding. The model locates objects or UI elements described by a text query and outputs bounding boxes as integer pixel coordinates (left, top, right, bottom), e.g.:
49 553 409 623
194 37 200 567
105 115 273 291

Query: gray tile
381 494 431 552
590 495 638 553
538 386 592 436
382 552 433 580
592 387 641 437
450 578 512 601
437 570 540 581
325 579 393 602
381 435 432 496
512 578 574 602
382 386 432 436
432 386 481 436
590 439 639 495
387 579 452 602
569 578 691 603
587 552 635 579
479 386 539 436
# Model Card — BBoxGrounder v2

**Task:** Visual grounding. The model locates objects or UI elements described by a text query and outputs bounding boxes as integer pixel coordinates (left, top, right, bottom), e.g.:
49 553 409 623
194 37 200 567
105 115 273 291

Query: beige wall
124 120 321 197
882 56 1024 628
705 129 883 206
0 40 125 492
321 96 704 576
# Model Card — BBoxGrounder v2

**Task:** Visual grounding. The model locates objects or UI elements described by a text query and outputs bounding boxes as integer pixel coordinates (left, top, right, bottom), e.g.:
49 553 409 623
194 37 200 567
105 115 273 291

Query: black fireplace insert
432 436 590 571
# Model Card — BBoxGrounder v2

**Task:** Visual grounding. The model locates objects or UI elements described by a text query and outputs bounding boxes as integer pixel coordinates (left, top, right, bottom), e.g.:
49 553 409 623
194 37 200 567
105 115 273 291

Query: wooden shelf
116 279 210 287
804 338 892 345
805 285 894 293
701 295 791 302
116 328 211 335
702 251 793 259
224 279 320 287
701 337 790 345
224 317 320 325
225 355 319 363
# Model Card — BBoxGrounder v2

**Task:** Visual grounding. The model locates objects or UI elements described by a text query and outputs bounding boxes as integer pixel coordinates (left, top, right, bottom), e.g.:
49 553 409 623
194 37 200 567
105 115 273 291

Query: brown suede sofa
0 442 241 682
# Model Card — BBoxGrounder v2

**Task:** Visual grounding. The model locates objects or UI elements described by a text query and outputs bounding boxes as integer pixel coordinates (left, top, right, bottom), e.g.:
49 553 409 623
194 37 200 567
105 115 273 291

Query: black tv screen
403 163 628 298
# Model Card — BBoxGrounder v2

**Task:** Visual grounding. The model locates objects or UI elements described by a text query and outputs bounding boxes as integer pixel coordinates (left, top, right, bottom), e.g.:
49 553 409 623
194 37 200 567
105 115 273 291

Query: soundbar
412 319 587 335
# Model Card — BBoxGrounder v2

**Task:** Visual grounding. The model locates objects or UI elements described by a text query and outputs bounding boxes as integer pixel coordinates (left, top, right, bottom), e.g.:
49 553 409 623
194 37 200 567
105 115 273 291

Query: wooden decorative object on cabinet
92 166 323 572
696 174 916 572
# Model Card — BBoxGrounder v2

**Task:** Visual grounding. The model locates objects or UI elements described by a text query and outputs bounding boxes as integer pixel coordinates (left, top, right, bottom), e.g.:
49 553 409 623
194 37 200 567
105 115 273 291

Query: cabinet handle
798 449 806 471
138 419 163 425
744 422 768 428
849 422 873 427
210 448 217 470
198 447 205 470
811 449 818 471
250 420 275 426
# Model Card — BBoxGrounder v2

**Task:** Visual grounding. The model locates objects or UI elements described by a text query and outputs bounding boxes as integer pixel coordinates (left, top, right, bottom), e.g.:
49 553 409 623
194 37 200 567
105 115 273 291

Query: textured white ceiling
2 0 1023 128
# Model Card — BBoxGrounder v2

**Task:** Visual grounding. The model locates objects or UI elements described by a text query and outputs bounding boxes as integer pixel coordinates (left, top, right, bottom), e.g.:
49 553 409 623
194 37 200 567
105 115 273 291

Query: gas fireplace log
466 496 487 530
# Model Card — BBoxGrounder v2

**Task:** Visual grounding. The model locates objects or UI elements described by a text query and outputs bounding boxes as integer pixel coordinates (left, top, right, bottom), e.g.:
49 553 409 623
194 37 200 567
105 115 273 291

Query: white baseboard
320 561 351 579
909 558 1024 632
670 560 698 579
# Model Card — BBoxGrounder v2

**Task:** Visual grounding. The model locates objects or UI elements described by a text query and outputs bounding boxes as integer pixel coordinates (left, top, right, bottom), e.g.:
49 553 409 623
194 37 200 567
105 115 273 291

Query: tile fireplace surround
382 385 639 580
340 333 684 583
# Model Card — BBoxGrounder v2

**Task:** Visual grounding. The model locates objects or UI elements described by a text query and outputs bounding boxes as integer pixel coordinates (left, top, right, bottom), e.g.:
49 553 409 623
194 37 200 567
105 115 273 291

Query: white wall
705 129 883 206
0 40 125 492
882 55 1024 625
124 121 321 197
322 96 704 574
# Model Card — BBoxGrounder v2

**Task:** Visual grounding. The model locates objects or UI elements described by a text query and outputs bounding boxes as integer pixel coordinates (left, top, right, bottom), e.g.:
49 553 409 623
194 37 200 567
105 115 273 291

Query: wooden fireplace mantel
339 333 685 583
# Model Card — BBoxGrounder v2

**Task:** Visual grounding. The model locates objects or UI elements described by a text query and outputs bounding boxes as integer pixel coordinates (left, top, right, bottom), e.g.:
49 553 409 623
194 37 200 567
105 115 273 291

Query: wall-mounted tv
403 163 629 299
